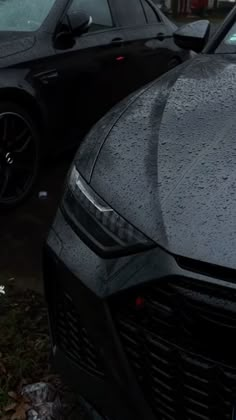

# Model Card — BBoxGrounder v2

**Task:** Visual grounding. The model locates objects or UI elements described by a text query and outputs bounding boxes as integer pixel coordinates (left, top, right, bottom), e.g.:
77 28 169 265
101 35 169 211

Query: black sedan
43 9 236 420
0 0 188 208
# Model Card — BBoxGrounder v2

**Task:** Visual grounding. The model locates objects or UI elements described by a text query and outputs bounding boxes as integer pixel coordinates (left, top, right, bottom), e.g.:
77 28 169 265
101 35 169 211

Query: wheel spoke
0 115 16 145
0 167 9 198
0 111 37 205
16 127 28 142
1 115 8 143
13 135 32 153
11 162 32 173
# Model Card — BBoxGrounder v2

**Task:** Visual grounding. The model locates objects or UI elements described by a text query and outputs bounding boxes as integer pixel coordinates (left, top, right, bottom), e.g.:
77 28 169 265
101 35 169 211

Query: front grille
112 276 236 419
51 284 104 377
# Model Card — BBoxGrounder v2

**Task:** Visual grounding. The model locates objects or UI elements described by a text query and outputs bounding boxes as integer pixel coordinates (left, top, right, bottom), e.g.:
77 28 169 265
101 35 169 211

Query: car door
141 0 182 76
51 0 128 146
111 0 179 94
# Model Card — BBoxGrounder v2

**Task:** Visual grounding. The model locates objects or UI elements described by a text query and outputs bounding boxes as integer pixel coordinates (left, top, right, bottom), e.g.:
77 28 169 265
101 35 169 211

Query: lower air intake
52 285 104 377
112 276 236 419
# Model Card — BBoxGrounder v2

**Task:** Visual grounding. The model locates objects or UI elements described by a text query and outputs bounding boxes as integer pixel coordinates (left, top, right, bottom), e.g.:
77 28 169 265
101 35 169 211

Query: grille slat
186 408 210 420
112 276 236 419
52 286 104 377
152 376 173 394
152 394 176 414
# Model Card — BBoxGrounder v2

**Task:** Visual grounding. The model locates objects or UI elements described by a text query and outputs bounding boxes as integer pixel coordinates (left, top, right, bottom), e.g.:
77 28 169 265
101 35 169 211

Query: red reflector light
135 296 145 309
116 56 125 61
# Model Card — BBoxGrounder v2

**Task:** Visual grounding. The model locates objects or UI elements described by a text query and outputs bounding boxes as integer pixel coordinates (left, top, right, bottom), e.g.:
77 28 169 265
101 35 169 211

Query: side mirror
67 11 92 36
174 20 210 53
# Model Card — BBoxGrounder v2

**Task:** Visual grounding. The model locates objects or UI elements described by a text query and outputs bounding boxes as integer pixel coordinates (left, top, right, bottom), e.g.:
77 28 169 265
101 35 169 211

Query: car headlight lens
61 166 154 257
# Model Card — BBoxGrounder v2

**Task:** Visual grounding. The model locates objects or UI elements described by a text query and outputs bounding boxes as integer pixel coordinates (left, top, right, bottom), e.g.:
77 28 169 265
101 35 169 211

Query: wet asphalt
0 156 72 293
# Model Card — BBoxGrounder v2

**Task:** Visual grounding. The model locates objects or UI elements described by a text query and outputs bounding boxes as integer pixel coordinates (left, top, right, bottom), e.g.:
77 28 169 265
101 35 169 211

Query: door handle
111 37 124 46
156 33 165 41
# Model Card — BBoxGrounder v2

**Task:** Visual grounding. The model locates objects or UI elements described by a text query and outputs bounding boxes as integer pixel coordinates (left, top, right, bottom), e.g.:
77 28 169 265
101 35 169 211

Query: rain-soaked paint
75 54 236 270
0 34 35 59
45 25 236 420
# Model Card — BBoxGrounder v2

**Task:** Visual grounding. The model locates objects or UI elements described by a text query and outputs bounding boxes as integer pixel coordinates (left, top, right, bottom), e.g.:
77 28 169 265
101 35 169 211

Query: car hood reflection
84 54 236 270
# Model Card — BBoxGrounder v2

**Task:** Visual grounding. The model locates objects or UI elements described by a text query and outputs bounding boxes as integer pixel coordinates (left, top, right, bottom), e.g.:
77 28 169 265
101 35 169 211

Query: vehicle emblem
5 152 13 165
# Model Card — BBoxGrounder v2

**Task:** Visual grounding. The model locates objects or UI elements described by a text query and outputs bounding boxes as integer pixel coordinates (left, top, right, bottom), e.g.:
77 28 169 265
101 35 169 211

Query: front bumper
44 209 236 420
44 209 159 420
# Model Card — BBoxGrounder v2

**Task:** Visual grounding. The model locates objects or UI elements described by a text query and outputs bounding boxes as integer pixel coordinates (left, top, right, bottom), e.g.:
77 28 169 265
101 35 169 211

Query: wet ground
0 156 72 293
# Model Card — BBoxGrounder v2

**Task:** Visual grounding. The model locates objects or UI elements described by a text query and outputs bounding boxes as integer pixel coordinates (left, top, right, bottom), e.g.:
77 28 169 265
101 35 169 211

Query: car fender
0 68 49 135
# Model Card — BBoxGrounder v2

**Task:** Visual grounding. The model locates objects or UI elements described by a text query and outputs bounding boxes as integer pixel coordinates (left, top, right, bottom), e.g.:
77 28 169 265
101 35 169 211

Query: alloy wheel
0 112 38 206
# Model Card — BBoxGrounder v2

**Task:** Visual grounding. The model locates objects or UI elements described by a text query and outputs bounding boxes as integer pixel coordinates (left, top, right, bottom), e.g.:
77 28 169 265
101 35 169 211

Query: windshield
215 20 236 53
0 0 56 32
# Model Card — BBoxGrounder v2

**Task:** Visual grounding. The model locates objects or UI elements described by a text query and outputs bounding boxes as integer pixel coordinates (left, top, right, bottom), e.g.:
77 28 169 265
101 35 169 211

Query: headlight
61 166 154 257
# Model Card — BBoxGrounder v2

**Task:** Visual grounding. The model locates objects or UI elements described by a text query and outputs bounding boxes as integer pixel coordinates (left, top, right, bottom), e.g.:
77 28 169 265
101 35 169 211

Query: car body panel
45 206 236 419
0 0 188 154
45 213 164 420
52 27 132 141
74 82 157 182
44 9 236 420
83 54 236 271
0 33 36 59
120 23 181 92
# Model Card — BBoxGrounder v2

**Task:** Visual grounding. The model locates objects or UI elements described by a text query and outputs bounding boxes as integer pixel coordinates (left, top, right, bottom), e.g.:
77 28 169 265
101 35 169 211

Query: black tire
0 101 40 209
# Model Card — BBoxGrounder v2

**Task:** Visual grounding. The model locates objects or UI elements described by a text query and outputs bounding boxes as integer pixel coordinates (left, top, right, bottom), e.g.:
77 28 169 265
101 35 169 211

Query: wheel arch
0 87 46 135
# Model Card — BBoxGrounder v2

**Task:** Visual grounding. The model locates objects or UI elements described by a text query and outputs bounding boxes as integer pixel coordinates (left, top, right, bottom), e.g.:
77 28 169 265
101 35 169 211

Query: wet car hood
77 54 236 270
0 32 35 58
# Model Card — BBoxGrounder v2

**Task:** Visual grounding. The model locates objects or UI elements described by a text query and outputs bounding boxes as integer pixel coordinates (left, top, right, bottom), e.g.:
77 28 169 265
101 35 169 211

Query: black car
43 10 236 420
0 0 188 208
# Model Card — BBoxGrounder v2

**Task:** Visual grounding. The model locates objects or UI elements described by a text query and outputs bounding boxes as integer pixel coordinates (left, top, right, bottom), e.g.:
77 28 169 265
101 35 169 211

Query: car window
0 0 56 32
142 0 161 23
68 0 114 32
215 21 236 53
116 0 146 27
